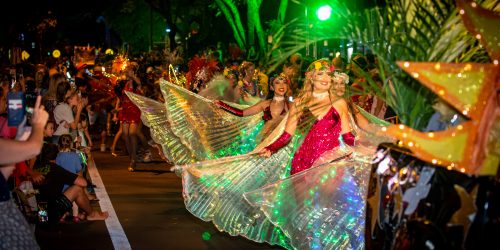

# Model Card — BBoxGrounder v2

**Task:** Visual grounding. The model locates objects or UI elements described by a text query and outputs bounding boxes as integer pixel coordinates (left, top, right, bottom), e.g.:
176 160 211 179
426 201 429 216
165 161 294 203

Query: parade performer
214 72 291 143
125 72 289 165
119 65 144 171
173 60 389 249
242 69 391 250
236 61 264 105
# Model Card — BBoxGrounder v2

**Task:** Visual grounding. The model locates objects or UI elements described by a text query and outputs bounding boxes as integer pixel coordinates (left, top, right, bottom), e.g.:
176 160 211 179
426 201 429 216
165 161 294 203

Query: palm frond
268 0 494 129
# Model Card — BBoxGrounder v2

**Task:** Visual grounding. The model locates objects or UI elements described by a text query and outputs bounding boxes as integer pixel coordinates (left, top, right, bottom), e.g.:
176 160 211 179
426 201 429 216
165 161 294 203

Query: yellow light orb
52 49 61 58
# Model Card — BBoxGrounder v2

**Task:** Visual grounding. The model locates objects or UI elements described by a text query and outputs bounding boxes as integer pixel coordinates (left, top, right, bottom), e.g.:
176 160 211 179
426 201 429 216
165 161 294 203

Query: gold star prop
367 175 383 237
449 184 478 244
383 0 500 176
392 187 403 222
457 0 500 62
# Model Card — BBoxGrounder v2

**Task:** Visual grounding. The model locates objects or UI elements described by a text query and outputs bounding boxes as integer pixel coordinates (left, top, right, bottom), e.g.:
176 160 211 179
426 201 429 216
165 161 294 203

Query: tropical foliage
267 0 496 129
214 0 289 61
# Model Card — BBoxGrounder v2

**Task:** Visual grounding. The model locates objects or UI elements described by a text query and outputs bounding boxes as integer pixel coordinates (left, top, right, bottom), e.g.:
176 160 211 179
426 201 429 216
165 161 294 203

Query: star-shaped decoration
402 167 435 215
367 174 383 237
457 0 500 62
449 184 478 244
383 0 500 176
392 186 404 222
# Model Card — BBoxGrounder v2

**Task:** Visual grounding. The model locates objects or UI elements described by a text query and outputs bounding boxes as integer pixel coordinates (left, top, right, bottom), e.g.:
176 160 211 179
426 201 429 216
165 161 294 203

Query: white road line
87 158 131 250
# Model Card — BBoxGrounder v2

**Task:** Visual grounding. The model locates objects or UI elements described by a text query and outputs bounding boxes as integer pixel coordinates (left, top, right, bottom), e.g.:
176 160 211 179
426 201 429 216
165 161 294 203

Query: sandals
128 161 137 172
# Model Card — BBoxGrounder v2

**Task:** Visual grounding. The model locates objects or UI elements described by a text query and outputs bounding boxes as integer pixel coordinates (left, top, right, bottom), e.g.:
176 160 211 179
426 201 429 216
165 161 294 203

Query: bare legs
111 122 123 156
122 122 139 171
63 185 108 220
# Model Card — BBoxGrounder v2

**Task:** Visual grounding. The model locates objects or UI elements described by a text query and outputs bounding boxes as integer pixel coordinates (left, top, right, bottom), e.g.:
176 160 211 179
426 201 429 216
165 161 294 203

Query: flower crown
305 59 335 79
333 71 350 84
223 67 238 77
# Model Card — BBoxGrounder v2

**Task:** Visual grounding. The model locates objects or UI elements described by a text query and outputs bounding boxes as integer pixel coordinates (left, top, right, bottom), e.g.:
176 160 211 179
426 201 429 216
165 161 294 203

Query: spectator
35 143 108 223
0 95 48 250
53 84 84 143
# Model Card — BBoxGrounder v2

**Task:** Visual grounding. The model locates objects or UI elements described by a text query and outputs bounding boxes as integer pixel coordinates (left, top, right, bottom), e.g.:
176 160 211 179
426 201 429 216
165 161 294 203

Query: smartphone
25 91 38 115
7 91 25 126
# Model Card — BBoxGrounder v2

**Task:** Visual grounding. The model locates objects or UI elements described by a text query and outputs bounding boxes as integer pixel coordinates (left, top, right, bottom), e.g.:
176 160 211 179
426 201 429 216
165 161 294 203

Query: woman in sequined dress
243 62 390 249
259 59 355 172
174 60 362 249
119 66 143 171
214 72 292 143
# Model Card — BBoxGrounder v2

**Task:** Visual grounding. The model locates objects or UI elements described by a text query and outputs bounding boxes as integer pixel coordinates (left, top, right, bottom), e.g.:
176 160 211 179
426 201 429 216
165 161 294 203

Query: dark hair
265 72 290 100
58 134 73 151
41 143 59 162
114 80 127 97
45 120 55 128
56 81 71 103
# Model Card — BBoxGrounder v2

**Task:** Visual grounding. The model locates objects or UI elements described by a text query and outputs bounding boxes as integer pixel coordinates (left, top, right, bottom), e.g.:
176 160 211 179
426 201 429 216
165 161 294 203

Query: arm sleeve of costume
341 132 355 146
264 131 292 154
215 100 244 117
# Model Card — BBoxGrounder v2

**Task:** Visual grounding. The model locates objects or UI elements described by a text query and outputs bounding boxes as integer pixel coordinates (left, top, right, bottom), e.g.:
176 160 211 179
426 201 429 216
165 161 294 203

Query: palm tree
268 0 496 129
215 0 290 61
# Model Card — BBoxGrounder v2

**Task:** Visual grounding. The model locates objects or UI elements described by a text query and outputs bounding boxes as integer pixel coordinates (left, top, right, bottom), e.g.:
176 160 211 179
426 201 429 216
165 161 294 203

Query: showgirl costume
119 82 142 124
125 79 279 165
173 91 388 249
244 109 390 250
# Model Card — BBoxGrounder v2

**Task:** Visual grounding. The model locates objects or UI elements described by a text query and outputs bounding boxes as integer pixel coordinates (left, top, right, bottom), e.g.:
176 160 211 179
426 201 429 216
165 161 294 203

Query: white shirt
53 103 75 136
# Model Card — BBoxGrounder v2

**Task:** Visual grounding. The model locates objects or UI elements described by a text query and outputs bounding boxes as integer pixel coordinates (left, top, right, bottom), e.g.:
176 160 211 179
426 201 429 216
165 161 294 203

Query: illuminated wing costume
174 102 390 249
197 74 240 103
126 79 264 165
243 110 391 250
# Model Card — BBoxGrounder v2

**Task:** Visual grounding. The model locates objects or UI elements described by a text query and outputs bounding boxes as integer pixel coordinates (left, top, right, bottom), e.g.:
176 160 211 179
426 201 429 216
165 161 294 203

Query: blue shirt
56 151 83 191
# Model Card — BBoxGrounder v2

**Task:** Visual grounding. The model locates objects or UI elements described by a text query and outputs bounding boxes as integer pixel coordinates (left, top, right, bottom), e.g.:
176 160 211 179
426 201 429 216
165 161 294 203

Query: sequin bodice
262 102 288 122
291 107 341 175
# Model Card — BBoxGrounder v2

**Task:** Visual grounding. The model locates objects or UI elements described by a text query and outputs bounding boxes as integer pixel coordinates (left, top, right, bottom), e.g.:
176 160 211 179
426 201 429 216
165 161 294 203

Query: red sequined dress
290 106 341 174
119 83 142 124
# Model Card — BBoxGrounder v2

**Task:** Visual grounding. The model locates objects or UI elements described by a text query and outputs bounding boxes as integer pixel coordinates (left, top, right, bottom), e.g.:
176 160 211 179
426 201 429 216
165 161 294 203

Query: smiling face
271 77 289 96
333 78 346 97
312 70 332 92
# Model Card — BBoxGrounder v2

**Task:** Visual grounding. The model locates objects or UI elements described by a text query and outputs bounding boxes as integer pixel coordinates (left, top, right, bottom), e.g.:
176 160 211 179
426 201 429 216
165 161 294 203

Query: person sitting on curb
35 143 108 223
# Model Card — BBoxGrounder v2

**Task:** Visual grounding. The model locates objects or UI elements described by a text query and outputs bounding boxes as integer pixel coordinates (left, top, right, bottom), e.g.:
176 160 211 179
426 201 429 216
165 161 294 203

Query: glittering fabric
290 107 341 175
171 103 390 249
342 132 356 146
215 100 244 117
245 154 371 250
265 132 292 154
244 115 391 250
120 84 142 123
126 79 264 165
178 116 297 249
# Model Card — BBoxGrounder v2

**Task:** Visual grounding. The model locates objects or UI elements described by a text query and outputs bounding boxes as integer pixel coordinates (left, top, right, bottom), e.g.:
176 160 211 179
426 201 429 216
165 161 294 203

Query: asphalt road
35 146 282 250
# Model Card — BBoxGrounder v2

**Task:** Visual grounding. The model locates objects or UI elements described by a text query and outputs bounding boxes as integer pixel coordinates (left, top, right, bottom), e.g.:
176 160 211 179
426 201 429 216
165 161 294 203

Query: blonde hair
296 59 336 113
44 73 67 101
